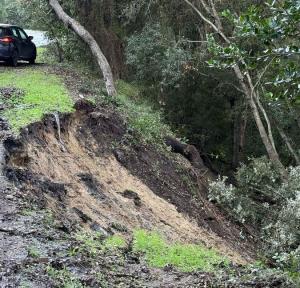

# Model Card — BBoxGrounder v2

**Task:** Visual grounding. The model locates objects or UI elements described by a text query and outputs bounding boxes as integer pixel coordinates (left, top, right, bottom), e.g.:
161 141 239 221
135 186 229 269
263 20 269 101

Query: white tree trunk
233 66 287 179
49 0 117 97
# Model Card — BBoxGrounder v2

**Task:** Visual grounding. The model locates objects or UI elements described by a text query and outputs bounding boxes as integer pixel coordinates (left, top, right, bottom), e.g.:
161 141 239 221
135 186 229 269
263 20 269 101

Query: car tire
9 50 19 67
29 58 36 65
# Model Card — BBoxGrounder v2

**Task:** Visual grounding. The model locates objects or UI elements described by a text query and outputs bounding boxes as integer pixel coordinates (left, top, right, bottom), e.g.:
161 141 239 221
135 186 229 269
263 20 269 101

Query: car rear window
0 27 8 37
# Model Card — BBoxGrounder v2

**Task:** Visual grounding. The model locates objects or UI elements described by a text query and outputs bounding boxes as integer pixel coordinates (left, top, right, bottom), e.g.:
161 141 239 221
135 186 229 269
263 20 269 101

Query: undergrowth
91 80 173 147
133 230 229 272
69 231 126 258
47 266 86 288
116 80 173 146
71 229 228 273
0 69 74 132
36 47 47 63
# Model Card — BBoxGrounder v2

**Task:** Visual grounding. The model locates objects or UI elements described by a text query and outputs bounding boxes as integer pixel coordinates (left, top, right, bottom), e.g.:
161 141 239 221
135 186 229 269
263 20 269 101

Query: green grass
133 230 229 272
72 231 126 257
36 47 47 63
113 81 173 145
103 235 127 249
0 69 74 132
27 245 41 258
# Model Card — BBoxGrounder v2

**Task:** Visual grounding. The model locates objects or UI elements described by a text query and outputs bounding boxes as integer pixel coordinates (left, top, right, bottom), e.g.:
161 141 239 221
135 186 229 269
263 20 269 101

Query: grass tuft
71 231 126 257
27 246 41 258
104 235 127 250
133 230 229 272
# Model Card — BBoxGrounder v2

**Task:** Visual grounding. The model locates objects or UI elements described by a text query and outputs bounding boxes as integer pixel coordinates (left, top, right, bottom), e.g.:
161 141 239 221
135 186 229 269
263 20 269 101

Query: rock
114 149 126 164
5 195 14 201
120 189 142 207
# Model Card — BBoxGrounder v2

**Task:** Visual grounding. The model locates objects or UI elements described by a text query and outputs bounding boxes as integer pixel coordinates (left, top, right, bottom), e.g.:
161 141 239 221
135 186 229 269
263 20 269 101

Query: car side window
17 29 28 40
11 28 19 38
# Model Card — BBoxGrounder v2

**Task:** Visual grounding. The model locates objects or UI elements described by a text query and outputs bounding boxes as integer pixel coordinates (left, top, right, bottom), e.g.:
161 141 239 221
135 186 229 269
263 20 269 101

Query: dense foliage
209 158 300 271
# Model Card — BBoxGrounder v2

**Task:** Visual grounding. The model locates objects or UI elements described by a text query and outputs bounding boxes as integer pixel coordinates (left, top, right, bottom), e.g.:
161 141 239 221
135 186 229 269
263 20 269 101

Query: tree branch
183 0 230 44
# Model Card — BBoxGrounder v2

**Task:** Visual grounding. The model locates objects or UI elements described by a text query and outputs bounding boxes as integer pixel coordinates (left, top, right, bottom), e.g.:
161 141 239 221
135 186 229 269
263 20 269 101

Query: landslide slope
0 65 295 287
4 99 254 263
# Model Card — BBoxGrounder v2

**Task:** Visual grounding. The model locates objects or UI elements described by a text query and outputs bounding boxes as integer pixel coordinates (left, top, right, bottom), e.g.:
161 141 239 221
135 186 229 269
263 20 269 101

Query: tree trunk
232 106 247 169
276 125 300 165
233 65 287 180
48 0 117 97
55 40 64 63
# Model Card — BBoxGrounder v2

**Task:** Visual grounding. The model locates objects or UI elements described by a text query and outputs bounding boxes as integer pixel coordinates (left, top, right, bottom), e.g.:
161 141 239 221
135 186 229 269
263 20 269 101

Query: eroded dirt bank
3 100 253 263
0 101 296 287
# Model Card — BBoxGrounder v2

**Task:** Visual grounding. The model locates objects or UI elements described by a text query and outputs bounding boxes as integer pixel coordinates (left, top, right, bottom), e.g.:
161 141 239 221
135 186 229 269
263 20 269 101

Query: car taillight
0 37 14 43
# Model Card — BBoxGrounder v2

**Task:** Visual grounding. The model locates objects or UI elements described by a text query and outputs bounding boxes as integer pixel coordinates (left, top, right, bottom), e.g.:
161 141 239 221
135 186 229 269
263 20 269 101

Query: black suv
0 24 37 66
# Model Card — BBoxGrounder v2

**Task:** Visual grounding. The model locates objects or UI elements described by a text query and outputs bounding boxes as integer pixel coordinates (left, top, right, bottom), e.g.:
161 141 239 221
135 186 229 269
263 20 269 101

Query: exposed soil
0 65 295 287
3 99 255 263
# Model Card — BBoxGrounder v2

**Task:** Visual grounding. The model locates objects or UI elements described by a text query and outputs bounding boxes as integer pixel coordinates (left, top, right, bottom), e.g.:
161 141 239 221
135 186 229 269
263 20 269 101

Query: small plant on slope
132 230 229 272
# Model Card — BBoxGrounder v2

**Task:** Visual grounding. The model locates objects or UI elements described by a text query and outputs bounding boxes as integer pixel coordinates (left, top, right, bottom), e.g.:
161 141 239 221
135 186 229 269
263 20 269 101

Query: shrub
208 158 300 269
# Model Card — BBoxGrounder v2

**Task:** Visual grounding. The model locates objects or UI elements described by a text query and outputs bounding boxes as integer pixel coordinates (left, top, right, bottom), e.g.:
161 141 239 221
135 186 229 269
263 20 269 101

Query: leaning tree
48 0 117 97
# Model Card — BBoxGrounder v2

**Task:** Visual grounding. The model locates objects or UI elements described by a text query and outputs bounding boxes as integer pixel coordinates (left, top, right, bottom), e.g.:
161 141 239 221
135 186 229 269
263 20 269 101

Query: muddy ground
3 99 254 263
0 65 296 287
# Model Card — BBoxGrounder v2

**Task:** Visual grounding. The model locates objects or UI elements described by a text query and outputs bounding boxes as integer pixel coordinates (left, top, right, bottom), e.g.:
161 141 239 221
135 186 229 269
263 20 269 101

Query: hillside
0 65 296 287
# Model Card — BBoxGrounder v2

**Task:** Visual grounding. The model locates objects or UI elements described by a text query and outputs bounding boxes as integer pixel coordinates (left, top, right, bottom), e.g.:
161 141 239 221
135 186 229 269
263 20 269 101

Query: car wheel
9 50 19 67
29 58 36 65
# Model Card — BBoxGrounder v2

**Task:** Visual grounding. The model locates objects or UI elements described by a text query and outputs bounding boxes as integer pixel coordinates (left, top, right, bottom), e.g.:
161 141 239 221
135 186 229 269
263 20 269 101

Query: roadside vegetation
47 228 294 287
67 229 228 273
0 69 73 132
115 80 174 146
